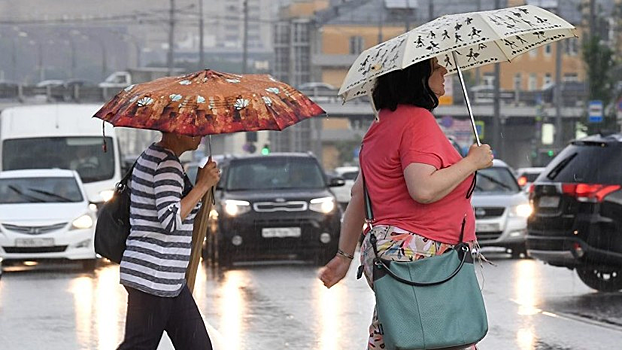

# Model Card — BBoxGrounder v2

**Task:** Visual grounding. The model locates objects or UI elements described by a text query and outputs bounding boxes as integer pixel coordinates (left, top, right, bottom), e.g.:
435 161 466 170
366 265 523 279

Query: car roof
334 166 359 173
573 133 622 143
229 152 317 160
0 169 78 179
490 159 510 168
516 167 545 173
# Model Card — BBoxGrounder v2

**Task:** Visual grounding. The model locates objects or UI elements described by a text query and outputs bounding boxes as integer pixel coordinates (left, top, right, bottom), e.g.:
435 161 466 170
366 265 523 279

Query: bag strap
117 160 138 192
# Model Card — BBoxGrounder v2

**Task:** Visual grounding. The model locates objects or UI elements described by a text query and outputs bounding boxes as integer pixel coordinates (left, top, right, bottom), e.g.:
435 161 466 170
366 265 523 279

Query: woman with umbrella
318 57 493 349
117 133 220 350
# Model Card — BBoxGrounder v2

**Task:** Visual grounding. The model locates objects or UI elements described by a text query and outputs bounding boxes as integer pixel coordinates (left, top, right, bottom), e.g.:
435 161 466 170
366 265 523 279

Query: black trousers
118 285 213 350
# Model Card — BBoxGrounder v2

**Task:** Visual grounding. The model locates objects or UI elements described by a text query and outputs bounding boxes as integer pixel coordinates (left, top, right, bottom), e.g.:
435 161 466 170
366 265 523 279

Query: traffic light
261 144 270 155
547 150 554 157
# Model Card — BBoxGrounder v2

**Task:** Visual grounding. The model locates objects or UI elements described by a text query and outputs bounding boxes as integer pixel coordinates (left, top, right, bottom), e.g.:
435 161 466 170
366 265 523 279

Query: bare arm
405 143 493 204
318 175 365 288
180 160 220 220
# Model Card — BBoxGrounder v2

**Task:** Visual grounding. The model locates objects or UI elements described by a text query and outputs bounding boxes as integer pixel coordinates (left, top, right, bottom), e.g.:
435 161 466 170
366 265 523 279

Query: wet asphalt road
0 249 621 350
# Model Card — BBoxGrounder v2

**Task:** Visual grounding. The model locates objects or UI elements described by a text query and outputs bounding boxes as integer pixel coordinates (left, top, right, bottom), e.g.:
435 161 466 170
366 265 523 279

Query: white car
0 169 98 270
330 166 359 209
471 160 532 258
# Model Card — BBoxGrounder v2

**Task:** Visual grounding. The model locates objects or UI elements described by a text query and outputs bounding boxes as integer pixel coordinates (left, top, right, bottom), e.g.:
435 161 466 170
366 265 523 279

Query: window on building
349 36 364 55
565 38 578 56
528 73 537 91
563 73 579 82
543 73 552 88
514 73 522 91
529 46 538 57
544 44 552 56
483 73 495 86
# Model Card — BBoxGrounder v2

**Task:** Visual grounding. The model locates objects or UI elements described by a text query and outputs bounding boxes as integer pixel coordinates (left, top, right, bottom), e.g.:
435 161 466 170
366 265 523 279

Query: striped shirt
120 143 200 297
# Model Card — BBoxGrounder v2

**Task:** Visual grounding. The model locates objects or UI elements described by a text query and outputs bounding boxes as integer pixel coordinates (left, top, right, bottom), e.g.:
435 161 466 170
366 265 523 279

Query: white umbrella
338 4 577 144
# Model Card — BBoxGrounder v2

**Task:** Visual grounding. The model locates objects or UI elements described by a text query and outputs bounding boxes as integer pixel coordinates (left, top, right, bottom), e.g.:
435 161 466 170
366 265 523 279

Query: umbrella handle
452 51 481 147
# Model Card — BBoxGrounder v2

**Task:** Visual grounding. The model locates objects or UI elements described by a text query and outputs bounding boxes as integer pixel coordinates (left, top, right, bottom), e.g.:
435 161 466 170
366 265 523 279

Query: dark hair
372 59 439 112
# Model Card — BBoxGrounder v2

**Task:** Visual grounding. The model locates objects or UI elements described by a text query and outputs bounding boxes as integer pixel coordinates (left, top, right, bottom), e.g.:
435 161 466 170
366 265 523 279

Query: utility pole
428 0 434 21
553 29 563 149
167 0 176 75
242 0 249 73
198 0 205 69
492 0 501 158
377 8 383 44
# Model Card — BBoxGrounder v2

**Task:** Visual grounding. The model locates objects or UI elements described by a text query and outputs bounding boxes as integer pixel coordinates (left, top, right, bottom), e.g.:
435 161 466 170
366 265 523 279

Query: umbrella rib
478 13 513 63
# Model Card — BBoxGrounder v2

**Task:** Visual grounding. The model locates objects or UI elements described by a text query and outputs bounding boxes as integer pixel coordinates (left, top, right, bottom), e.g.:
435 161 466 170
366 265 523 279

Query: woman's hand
465 143 494 171
196 159 220 191
318 255 352 288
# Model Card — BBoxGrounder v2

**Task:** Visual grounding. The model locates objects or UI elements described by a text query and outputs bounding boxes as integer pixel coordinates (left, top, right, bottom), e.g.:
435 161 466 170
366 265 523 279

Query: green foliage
581 35 617 133
334 135 362 165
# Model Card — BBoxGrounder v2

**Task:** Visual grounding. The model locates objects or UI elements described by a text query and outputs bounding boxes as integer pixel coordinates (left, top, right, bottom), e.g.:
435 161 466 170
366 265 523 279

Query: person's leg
166 285 213 350
117 287 170 350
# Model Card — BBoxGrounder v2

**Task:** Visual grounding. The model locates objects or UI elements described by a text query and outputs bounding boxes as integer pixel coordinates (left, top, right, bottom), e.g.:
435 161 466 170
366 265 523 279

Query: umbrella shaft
452 51 481 147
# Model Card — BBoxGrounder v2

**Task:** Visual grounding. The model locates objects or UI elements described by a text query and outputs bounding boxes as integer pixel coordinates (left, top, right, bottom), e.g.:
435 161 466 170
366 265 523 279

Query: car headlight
309 197 335 214
71 214 94 230
223 200 251 216
510 204 533 218
99 190 115 202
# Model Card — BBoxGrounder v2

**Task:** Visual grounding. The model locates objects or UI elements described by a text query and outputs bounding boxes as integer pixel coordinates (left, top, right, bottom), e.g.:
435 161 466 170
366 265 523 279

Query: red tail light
561 183 621 202
517 176 527 187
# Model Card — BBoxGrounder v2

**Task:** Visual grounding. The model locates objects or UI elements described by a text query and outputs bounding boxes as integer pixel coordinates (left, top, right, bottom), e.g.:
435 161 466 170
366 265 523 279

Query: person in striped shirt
118 133 220 350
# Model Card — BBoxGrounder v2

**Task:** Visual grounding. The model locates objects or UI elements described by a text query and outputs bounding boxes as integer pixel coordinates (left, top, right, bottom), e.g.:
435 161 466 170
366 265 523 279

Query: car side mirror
328 176 345 187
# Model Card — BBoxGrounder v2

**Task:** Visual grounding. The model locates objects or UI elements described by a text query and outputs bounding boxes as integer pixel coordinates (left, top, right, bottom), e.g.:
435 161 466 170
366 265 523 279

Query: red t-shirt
360 104 476 244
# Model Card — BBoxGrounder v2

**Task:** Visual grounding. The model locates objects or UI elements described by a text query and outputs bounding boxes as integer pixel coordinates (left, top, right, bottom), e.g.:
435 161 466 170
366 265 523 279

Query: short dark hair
372 59 439 112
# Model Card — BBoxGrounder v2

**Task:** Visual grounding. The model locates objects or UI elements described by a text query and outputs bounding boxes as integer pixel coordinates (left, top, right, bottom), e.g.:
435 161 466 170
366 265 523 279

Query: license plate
261 227 301 238
15 238 54 247
476 223 500 232
539 196 560 208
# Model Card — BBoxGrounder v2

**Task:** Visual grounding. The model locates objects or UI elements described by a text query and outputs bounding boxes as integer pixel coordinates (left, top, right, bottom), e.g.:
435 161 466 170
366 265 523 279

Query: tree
581 34 616 134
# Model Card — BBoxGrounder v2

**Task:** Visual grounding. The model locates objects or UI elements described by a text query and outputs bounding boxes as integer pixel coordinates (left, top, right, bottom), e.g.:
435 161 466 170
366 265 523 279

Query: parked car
0 169 98 271
526 133 622 292
471 160 531 258
329 166 359 209
515 167 545 192
207 153 344 267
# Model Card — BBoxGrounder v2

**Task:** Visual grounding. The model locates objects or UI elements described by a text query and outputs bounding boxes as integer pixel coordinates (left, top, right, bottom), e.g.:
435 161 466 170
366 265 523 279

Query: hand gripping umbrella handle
452 51 481 146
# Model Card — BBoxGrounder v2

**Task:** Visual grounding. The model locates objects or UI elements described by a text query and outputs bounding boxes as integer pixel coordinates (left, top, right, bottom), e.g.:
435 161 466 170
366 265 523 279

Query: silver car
471 160 532 258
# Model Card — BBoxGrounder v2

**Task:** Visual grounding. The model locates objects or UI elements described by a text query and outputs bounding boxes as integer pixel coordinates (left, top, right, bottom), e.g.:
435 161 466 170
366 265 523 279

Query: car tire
509 244 527 259
576 266 622 292
81 259 97 271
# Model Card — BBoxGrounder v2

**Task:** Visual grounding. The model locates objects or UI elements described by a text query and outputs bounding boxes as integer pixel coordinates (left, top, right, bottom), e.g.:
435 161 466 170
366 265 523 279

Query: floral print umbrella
93 69 326 136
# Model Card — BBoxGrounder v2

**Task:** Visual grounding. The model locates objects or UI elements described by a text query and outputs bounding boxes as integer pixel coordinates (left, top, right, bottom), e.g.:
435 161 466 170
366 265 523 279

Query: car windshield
226 157 326 191
0 176 83 204
2 137 115 183
475 167 521 193
543 143 622 184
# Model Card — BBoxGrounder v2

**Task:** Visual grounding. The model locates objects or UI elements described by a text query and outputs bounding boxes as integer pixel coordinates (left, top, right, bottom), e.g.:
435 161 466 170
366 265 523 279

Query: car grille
253 201 308 212
474 207 505 219
1 223 68 235
476 231 503 241
3 246 68 253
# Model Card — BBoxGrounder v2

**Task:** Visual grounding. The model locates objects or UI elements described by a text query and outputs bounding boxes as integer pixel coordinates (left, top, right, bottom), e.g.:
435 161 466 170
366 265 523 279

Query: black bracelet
337 249 354 260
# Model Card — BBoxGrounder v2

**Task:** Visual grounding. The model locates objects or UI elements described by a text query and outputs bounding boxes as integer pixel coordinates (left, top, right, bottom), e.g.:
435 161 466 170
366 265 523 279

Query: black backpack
94 163 135 264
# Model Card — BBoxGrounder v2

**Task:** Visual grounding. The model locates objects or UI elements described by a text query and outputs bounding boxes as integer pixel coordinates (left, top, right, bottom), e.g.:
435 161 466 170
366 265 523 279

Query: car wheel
576 266 622 292
81 259 98 271
510 244 527 259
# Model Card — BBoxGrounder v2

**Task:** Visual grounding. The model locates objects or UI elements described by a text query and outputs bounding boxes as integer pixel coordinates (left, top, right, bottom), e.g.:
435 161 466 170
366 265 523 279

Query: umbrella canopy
94 69 325 136
339 4 576 101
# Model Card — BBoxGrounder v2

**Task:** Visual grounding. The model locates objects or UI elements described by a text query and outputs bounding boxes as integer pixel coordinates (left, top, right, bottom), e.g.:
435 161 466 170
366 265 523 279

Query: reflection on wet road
1 252 621 350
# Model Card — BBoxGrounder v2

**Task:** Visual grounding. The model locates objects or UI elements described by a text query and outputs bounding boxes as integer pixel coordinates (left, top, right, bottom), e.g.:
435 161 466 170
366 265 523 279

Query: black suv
526 133 622 292
207 153 343 267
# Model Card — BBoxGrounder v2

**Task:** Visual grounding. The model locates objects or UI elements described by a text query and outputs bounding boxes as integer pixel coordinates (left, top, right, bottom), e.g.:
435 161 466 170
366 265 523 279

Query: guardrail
0 84 586 107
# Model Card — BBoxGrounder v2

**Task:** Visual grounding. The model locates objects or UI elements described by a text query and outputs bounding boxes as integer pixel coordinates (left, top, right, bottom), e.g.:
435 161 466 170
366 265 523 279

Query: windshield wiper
8 185 46 203
27 188 73 202
546 152 577 180
476 173 513 191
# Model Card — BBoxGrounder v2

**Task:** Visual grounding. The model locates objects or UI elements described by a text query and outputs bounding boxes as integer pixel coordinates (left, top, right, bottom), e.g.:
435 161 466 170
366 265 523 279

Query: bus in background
0 104 122 207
